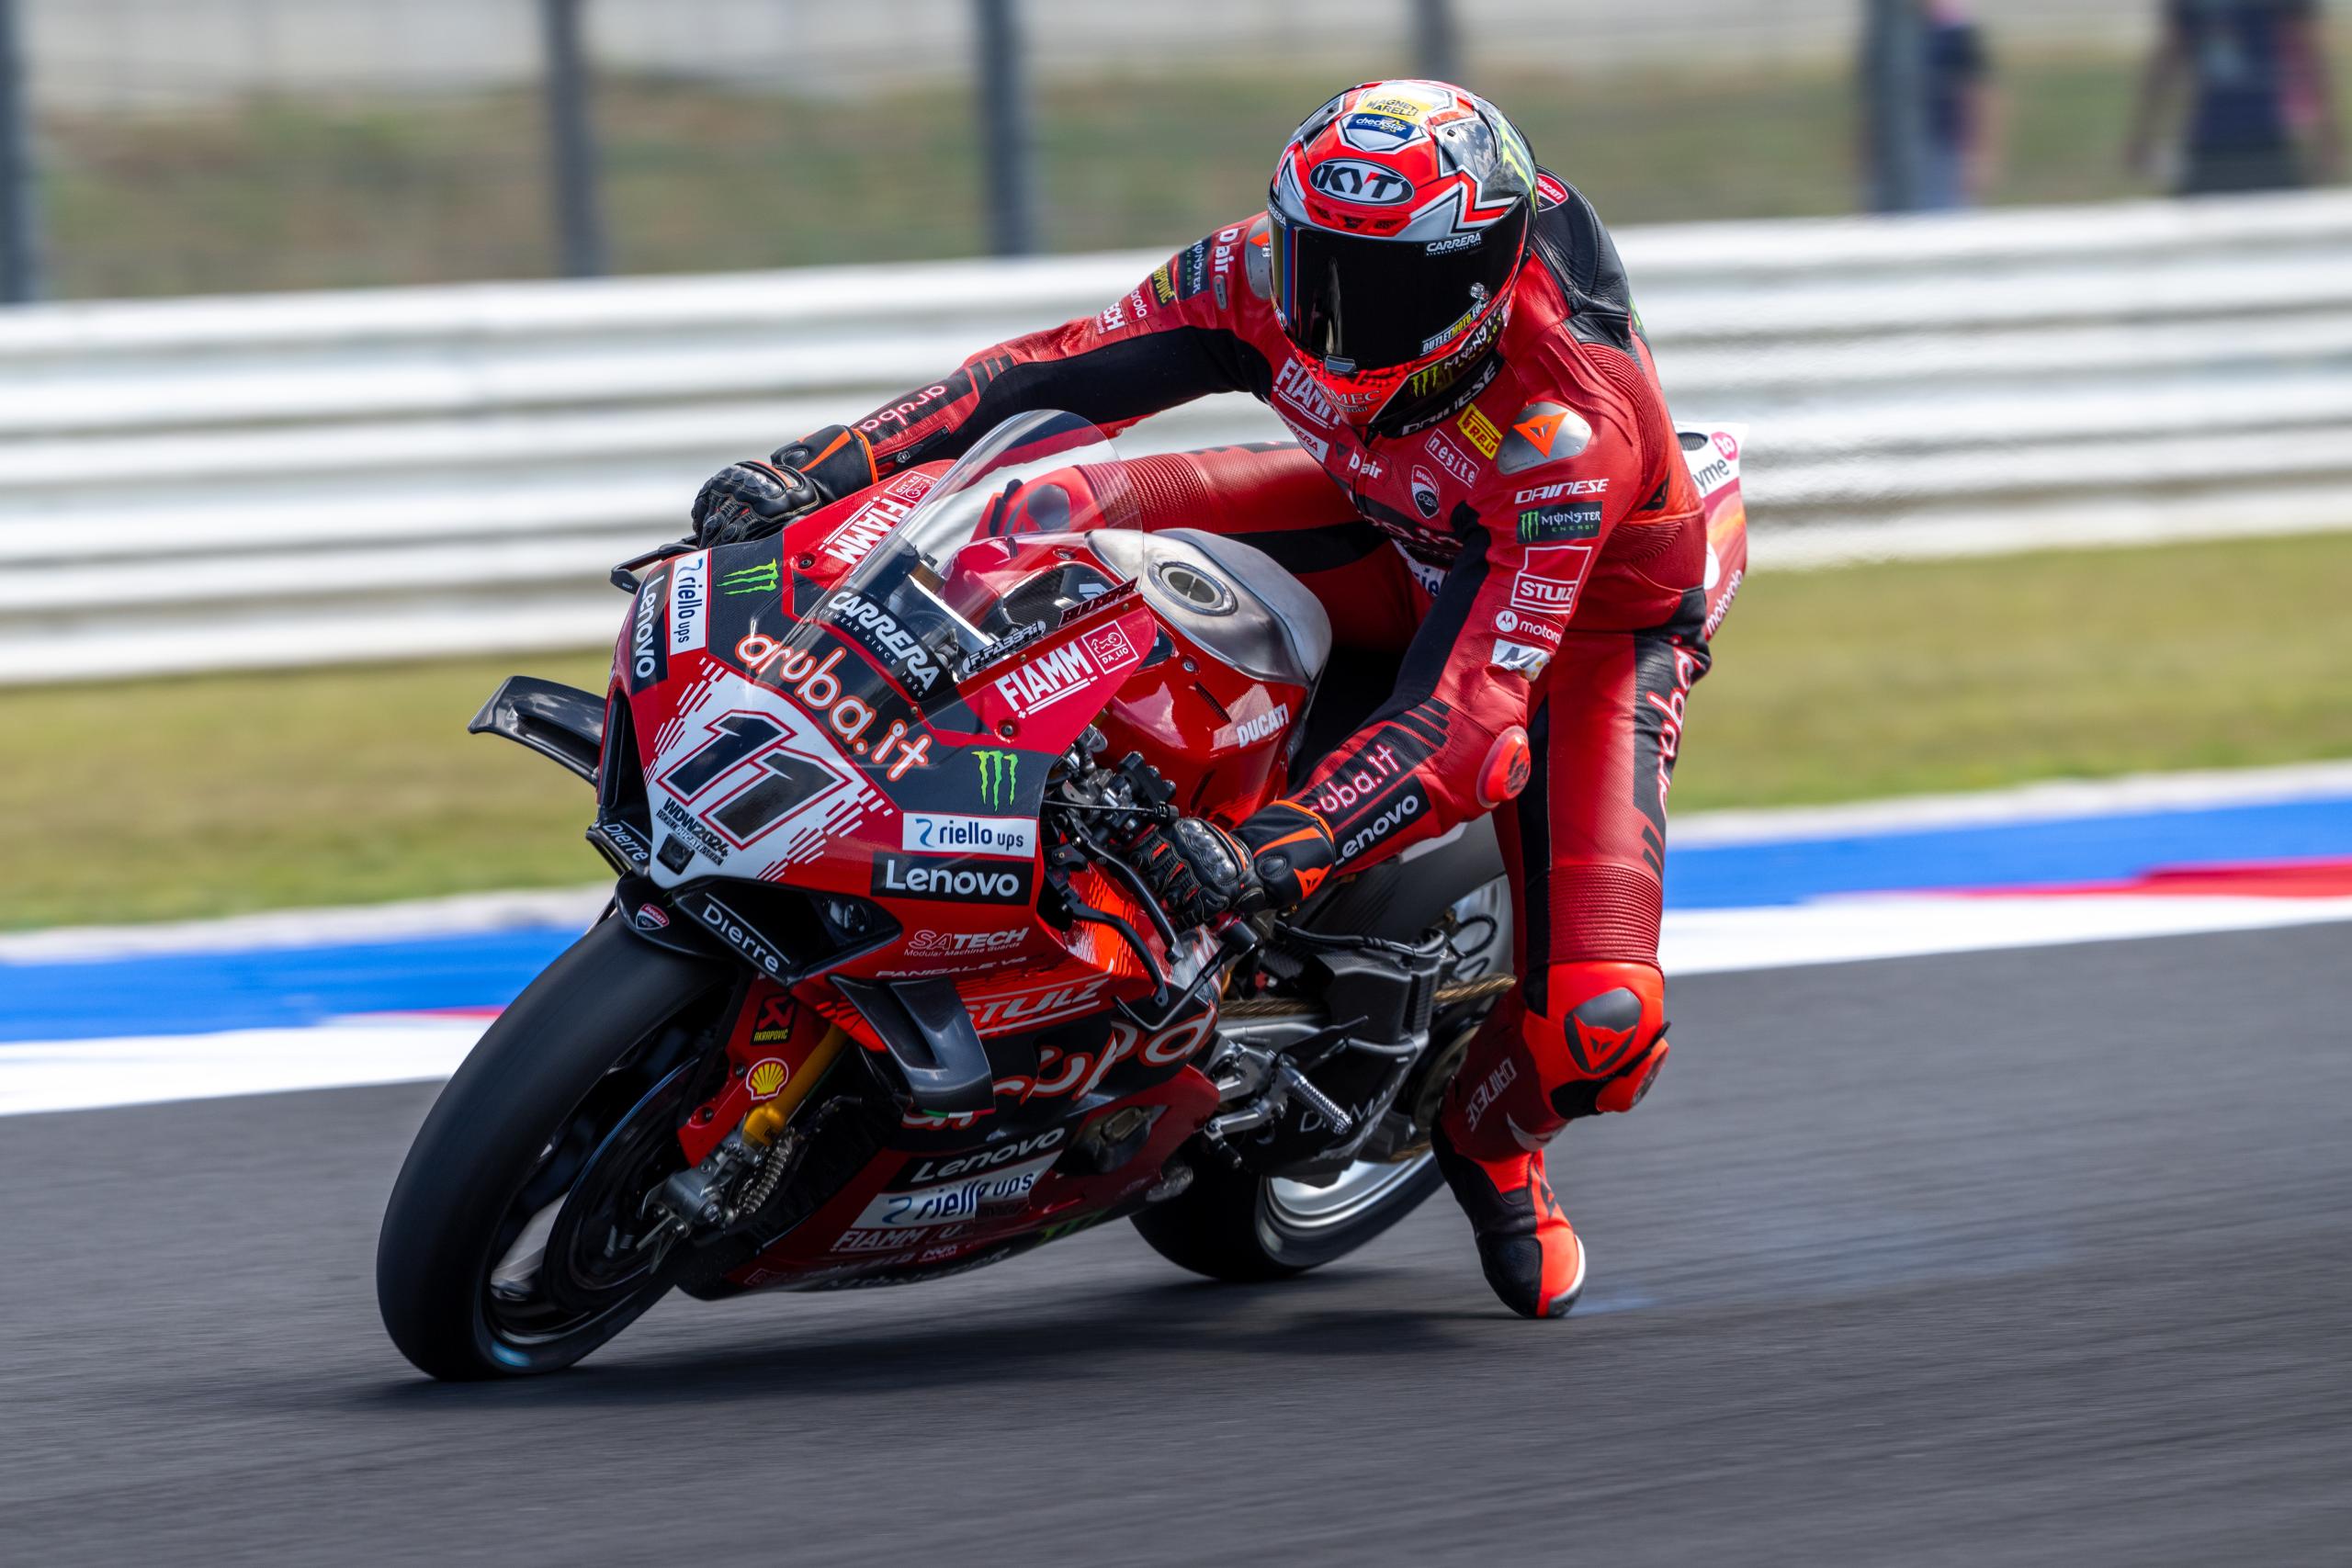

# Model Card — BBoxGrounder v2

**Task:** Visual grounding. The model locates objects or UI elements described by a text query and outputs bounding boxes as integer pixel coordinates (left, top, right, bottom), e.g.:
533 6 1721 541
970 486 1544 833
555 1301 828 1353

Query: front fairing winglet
832 976 1010 1117
468 675 605 784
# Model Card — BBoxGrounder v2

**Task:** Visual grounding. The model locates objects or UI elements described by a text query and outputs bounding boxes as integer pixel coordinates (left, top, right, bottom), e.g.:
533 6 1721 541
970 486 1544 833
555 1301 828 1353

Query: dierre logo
872 852 1034 905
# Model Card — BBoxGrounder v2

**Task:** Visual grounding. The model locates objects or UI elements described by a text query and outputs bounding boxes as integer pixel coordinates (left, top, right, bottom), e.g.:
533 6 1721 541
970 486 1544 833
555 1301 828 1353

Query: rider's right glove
1131 801 1340 928
688 423 878 547
1130 815 1257 931
690 459 824 548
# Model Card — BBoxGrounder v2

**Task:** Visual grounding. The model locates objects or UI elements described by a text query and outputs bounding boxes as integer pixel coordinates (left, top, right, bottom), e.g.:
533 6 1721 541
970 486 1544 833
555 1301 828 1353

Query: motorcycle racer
691 80 1725 1320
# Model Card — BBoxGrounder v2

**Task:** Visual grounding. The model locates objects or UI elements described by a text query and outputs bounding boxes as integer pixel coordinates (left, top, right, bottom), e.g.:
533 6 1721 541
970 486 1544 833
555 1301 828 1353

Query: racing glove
689 423 877 547
1130 816 1257 930
690 459 823 547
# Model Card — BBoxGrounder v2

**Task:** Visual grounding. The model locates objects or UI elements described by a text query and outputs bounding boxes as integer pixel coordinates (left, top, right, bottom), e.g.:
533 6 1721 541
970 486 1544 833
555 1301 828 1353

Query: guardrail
6 189 2350 683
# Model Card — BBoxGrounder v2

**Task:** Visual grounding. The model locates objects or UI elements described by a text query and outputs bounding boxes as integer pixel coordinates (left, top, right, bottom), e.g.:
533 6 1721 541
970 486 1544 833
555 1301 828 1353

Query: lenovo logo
871 852 1034 905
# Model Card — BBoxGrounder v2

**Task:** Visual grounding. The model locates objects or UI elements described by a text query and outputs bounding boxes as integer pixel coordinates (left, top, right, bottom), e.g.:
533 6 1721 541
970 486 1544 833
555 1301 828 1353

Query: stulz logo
1275 358 1339 428
968 974 1116 1035
1338 783 1427 862
1307 158 1414 206
901 813 1036 859
695 893 784 976
825 592 942 694
991 624 1138 718
1232 703 1290 747
668 551 709 657
907 1127 1066 1186
1510 544 1591 617
872 852 1033 905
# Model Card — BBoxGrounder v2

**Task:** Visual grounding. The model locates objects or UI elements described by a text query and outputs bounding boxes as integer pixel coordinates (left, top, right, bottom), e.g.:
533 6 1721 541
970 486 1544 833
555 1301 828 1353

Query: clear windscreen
784 411 1133 711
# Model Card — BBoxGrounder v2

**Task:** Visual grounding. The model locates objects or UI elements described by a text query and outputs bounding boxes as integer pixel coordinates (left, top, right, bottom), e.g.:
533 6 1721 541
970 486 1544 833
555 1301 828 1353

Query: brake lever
609 536 700 592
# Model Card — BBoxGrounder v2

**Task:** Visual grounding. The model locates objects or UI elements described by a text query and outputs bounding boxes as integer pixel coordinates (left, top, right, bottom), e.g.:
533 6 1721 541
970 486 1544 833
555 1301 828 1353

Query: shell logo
746 1058 791 1100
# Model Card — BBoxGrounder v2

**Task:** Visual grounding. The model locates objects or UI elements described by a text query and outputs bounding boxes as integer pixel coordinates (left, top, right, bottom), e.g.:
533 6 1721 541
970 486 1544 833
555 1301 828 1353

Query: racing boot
1431 962 1670 1319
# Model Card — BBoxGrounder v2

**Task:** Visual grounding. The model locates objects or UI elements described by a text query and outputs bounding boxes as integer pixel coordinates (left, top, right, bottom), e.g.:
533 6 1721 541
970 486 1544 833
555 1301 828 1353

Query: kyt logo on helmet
1267 80 1538 427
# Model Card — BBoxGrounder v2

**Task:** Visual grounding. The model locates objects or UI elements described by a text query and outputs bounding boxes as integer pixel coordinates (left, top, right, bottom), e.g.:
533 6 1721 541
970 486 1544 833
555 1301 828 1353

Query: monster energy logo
974 750 1019 809
720 560 780 596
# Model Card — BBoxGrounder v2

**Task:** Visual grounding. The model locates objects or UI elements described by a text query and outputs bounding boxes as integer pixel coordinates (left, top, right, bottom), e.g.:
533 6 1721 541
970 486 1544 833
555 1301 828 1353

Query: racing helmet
1268 81 1537 426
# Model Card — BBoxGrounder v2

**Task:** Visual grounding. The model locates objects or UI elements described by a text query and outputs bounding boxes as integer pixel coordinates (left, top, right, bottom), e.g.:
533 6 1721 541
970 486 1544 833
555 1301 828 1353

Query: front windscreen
754 411 1131 714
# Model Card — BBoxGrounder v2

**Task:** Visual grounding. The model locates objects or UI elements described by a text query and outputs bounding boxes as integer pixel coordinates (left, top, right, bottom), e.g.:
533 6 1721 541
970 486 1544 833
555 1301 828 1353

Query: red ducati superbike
377 412 1517 1379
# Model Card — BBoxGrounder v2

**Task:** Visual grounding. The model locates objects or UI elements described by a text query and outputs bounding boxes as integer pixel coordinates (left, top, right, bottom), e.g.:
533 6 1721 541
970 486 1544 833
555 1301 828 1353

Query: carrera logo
1510 544 1590 617
901 813 1036 859
1275 359 1340 428
1307 158 1414 206
825 593 942 694
871 852 1034 905
967 975 1116 1035
667 551 708 657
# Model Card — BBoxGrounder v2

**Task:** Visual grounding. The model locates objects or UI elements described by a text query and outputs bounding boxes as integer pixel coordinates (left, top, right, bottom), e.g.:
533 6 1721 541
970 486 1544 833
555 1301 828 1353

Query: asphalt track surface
8 925 2350 1566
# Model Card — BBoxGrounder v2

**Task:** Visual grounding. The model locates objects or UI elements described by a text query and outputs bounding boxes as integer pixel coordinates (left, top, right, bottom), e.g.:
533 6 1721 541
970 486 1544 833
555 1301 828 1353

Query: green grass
36 45 2344 299
6 533 2348 931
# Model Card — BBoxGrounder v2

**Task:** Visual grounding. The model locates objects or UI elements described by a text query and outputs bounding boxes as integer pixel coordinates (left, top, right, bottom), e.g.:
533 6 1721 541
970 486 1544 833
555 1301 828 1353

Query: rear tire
1131 1152 1444 1281
1135 836 1510 1283
376 918 725 1380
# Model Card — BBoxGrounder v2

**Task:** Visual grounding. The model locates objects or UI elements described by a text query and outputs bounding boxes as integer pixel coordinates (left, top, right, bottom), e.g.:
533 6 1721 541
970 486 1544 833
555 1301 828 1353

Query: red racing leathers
773 175 1725 1315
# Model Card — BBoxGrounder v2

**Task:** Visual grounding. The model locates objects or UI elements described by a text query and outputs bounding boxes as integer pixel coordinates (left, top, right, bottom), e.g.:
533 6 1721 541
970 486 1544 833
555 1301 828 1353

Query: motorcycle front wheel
376 917 727 1381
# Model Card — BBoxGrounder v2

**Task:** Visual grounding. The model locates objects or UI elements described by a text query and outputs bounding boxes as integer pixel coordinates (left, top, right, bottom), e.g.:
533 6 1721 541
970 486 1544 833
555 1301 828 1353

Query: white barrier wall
5 190 2350 683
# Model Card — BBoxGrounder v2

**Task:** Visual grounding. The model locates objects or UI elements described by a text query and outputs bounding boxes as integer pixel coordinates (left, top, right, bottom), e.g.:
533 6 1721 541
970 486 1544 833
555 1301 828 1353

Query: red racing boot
1430 963 1670 1319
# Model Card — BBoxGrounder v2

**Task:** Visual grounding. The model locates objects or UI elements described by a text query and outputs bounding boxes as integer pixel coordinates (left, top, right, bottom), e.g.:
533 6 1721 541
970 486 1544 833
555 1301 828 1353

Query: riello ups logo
974 749 1020 810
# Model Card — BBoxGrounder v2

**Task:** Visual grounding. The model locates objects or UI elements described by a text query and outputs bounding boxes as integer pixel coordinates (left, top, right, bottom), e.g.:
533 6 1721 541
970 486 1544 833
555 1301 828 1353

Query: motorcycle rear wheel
1130 1147 1444 1280
376 917 726 1380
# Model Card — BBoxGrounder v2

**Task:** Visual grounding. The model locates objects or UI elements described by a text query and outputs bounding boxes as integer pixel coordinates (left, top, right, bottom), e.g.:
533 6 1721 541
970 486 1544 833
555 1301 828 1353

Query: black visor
1270 202 1527 372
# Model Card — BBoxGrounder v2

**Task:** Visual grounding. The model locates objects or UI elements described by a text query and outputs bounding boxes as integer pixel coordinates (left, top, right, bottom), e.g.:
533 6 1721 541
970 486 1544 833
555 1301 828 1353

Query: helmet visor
1269 203 1527 372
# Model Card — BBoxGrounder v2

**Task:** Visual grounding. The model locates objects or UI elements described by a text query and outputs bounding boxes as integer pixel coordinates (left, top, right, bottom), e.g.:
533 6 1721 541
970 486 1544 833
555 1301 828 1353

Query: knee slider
1523 963 1668 1123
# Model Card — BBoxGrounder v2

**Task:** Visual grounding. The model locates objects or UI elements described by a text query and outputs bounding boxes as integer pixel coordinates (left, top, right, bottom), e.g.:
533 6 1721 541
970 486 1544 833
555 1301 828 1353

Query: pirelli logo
1456 405 1502 459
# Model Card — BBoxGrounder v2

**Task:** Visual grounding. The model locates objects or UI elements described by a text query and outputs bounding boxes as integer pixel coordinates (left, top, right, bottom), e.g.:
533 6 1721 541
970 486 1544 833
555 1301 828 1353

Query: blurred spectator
1922 1 1998 209
2126 1 2345 194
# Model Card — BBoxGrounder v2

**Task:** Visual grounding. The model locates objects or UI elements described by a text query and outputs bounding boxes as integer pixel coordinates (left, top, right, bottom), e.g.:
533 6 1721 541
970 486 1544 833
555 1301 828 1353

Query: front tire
376 918 725 1380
